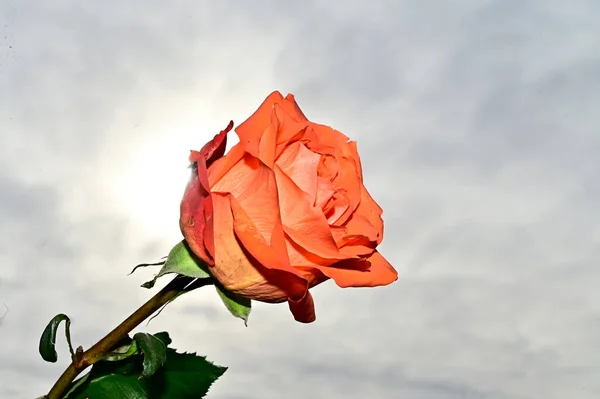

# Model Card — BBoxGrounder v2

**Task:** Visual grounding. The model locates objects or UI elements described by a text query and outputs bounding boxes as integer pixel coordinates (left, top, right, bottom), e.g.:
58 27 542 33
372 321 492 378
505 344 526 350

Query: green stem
45 276 212 399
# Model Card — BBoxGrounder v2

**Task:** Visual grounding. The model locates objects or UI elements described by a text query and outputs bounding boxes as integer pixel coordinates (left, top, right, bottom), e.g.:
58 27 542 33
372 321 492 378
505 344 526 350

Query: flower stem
45 276 212 399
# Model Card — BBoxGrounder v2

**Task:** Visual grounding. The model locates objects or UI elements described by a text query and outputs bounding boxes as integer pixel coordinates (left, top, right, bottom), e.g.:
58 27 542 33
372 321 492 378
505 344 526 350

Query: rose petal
211 193 307 301
286 237 340 268
329 226 375 257
283 93 310 122
318 153 339 181
343 214 380 244
272 104 310 157
325 191 350 224
229 194 294 274
213 155 283 243
275 142 321 202
274 164 346 261
235 92 286 146
311 251 398 288
288 290 316 323
212 155 310 291
294 265 330 287
330 151 362 225
180 123 233 264
180 169 213 264
189 120 233 167
345 141 363 181
208 143 246 189
338 238 375 257
309 122 350 149
347 185 384 244
235 92 309 165
315 176 336 210
242 266 310 304
210 192 270 290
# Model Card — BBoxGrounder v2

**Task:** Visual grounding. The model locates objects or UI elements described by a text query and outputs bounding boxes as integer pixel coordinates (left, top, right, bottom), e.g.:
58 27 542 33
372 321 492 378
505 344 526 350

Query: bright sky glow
106 113 229 237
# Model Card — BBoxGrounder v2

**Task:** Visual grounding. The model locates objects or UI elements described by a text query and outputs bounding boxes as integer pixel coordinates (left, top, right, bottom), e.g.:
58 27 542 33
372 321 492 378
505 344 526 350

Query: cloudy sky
1 1 599 398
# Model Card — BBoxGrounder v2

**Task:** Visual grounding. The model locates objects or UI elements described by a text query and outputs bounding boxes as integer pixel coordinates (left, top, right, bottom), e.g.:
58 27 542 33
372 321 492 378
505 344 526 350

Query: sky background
1 1 599 398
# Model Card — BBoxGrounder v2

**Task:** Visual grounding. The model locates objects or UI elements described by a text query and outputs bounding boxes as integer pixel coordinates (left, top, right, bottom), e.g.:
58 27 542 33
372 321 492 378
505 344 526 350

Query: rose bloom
180 91 397 323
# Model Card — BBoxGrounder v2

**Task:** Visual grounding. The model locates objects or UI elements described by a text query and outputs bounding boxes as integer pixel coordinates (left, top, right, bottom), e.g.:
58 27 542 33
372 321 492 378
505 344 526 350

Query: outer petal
272 104 310 158
180 168 213 264
345 184 384 244
180 123 233 264
288 290 316 323
286 237 341 269
313 251 398 288
212 154 284 250
308 122 350 150
237 91 286 141
210 192 267 291
283 93 309 122
190 120 233 168
235 92 309 164
234 92 288 147
345 141 363 181
256 112 278 167
211 153 309 296
229 195 307 282
211 193 307 301
207 143 246 189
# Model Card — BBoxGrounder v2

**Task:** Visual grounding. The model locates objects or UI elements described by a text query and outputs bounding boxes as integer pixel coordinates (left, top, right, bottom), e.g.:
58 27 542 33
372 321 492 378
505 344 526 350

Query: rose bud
180 91 397 323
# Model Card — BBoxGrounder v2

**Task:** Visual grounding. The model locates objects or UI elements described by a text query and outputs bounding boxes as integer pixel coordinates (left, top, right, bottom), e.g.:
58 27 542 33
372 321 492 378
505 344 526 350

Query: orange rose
180 91 397 323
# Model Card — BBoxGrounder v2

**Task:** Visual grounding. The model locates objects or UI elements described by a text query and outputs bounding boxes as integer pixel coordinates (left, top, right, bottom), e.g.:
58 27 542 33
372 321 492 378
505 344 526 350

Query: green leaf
97 340 139 362
63 372 91 398
133 333 167 379
152 331 172 347
65 332 227 399
141 241 211 289
39 313 75 363
215 284 251 326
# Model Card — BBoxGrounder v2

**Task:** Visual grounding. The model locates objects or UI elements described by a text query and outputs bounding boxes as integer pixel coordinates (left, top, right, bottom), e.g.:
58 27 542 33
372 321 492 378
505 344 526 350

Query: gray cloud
1 1 599 398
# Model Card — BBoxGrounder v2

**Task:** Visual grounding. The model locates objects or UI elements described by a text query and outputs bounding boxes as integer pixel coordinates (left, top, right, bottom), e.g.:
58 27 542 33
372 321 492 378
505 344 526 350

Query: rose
180 91 397 323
